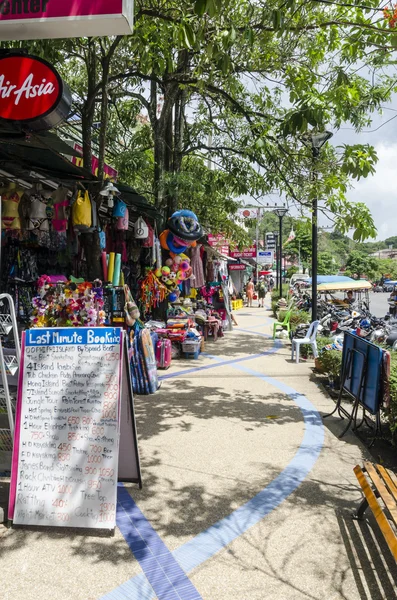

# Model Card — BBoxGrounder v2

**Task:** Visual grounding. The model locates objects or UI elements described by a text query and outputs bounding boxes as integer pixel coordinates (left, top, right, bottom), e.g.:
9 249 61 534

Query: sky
326 102 397 241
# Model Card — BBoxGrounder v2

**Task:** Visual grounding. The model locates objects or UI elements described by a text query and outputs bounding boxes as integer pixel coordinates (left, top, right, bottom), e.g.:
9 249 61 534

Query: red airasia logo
0 55 60 121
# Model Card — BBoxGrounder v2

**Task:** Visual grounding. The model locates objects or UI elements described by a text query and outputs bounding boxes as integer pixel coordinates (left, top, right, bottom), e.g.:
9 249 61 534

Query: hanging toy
159 210 203 254
161 266 171 277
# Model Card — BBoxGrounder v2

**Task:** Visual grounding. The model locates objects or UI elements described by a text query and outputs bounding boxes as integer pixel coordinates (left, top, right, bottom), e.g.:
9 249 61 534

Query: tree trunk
81 38 97 174
97 37 122 182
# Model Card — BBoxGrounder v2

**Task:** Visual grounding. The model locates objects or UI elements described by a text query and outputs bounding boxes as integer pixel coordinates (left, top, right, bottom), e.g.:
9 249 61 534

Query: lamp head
99 181 120 196
274 207 288 218
301 130 333 154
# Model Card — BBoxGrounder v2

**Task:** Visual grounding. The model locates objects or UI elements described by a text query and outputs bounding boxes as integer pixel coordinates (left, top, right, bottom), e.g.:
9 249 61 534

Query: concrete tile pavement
1 305 397 600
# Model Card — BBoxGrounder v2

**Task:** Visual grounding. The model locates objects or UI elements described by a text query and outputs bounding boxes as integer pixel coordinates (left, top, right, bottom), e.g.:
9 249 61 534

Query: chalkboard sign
9 327 125 530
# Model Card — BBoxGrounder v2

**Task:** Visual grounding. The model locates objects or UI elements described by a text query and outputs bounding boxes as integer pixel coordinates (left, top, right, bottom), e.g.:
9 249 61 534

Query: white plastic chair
291 320 320 364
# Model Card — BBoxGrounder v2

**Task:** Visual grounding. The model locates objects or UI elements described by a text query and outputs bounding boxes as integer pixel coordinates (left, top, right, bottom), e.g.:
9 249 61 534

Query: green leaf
185 23 196 47
194 0 207 17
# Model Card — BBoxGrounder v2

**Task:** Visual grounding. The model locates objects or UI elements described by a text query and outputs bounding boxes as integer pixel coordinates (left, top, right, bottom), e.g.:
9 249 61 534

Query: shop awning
317 280 372 292
0 136 161 224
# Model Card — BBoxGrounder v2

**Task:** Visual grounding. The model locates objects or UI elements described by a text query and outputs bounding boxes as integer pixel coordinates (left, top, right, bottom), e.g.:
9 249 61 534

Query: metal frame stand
324 347 370 439
0 294 20 467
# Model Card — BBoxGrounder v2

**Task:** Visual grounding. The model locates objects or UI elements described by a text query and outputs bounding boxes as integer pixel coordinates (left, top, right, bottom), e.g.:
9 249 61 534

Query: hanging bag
72 190 92 231
113 198 127 218
134 216 149 239
116 206 129 230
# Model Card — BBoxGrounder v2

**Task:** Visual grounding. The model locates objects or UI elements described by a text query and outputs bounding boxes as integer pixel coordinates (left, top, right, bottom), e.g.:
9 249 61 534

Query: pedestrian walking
257 276 267 308
246 277 255 307
268 275 275 293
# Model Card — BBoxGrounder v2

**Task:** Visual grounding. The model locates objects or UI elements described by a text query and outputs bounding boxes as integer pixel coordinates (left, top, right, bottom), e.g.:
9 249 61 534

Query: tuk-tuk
306 276 372 309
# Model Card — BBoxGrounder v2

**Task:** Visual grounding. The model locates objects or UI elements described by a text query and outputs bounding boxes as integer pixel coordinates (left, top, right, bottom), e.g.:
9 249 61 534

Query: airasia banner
72 143 118 181
0 54 71 131
229 245 256 259
0 0 134 40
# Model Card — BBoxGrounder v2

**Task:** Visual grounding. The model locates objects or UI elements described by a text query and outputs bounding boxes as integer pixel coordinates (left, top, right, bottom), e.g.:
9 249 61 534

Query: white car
290 273 310 286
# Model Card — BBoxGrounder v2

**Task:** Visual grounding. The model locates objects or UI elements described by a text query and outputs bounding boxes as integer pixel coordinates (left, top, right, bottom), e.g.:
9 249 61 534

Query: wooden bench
353 462 397 561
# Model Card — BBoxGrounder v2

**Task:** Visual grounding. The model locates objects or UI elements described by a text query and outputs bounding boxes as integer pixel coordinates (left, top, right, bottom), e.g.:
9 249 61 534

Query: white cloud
347 142 397 241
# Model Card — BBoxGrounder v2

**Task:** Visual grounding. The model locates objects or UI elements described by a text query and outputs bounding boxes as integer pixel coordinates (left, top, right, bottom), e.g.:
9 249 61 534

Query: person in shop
245 277 255 307
256 276 267 308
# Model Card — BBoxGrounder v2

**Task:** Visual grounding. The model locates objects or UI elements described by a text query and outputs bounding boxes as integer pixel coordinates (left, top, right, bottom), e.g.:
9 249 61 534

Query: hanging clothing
1 184 23 230
206 260 215 283
191 244 205 288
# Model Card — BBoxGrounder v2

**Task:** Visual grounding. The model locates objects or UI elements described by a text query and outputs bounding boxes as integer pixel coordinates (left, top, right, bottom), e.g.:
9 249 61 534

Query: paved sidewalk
1 306 397 600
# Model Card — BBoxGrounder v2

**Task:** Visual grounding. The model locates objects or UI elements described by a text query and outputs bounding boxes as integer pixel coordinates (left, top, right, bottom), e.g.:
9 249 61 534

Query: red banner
71 143 118 181
229 245 256 259
229 264 246 271
208 234 229 256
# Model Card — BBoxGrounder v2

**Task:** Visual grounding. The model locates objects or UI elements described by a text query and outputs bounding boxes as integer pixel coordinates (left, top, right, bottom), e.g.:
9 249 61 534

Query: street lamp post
301 131 333 322
274 208 288 299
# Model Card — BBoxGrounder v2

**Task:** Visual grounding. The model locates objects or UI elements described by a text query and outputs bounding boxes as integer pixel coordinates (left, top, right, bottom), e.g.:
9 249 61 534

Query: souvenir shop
0 53 235 400
1 166 234 395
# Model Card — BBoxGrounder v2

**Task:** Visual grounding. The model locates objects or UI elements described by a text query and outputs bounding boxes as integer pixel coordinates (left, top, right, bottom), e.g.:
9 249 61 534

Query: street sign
257 250 274 264
229 264 246 271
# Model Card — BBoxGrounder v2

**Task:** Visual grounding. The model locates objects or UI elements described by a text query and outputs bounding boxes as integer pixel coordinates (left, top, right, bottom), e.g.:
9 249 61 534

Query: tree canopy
3 0 397 240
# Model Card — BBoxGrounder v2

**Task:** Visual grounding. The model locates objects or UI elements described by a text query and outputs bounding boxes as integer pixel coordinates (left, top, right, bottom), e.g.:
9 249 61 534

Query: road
368 290 391 317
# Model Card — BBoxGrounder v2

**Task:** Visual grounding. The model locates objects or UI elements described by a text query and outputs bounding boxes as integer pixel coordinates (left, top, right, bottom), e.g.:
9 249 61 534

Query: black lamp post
301 131 333 322
274 208 288 299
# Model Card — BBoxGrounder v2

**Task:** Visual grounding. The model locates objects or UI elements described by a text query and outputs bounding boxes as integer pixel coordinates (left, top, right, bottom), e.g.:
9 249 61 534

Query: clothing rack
0 294 20 472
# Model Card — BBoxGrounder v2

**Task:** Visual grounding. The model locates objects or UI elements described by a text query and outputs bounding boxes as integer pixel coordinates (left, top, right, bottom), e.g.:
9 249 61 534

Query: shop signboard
229 245 256 259
0 0 134 40
72 143 118 181
229 264 246 271
266 233 277 250
257 250 274 264
9 327 141 530
208 234 229 256
0 54 72 131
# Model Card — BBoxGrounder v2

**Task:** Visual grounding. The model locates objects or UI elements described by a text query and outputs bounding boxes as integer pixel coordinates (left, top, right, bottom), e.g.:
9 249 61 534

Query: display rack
0 294 20 473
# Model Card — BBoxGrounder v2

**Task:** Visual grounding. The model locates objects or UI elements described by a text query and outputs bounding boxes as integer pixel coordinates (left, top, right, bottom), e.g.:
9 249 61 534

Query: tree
345 251 379 279
284 221 312 273
384 237 397 249
317 252 338 275
4 0 397 239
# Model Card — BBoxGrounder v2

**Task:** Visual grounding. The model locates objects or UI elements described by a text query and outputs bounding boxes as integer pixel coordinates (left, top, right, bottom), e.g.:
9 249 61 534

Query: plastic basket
182 340 201 353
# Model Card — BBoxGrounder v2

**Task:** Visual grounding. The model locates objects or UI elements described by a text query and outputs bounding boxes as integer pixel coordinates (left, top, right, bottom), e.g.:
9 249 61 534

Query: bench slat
387 467 397 491
377 464 397 504
354 465 397 562
364 462 397 528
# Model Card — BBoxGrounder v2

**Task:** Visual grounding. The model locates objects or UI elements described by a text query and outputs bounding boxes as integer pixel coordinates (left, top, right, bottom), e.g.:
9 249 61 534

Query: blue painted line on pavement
158 344 278 381
116 484 203 600
101 341 324 600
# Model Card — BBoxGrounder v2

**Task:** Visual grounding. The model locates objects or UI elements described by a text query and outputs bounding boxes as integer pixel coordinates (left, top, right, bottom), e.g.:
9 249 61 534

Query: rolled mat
101 251 108 282
113 253 121 287
108 252 115 284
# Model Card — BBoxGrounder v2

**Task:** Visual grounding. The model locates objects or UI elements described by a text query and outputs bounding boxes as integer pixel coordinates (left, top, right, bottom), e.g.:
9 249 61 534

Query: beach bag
117 207 129 230
72 190 92 231
113 198 127 218
134 216 149 239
